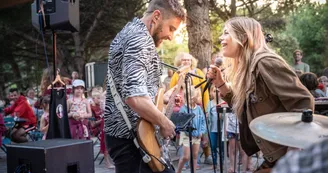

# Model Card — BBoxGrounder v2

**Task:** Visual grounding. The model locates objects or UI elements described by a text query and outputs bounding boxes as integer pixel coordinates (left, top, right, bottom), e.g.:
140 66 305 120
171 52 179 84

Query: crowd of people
0 71 115 169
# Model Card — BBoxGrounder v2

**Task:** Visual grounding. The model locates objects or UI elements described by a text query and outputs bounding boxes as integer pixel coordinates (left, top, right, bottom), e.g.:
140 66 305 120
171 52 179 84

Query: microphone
203 57 223 91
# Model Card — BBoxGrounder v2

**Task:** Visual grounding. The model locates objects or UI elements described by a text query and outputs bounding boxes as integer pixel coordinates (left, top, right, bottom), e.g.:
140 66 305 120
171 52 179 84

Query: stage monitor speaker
85 62 108 89
7 139 94 173
31 0 79 32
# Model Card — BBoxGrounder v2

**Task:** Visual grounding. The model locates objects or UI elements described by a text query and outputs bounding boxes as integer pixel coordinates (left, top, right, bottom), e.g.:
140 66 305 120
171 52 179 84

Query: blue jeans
210 132 218 165
210 132 225 165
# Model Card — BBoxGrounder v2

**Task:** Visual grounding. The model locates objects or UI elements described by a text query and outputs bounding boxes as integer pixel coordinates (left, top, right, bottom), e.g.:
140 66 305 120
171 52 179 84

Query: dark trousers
106 135 175 173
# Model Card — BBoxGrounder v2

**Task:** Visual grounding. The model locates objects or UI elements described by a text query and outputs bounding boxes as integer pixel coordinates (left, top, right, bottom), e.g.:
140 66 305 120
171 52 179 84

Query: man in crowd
4 88 37 143
292 49 310 73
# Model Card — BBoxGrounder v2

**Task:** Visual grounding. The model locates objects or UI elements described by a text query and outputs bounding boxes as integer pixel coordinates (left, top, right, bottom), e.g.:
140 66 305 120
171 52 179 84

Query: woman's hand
207 65 225 87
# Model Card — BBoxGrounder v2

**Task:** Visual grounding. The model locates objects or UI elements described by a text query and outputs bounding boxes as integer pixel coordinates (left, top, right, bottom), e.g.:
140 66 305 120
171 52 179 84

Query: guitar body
136 88 165 172
136 67 188 172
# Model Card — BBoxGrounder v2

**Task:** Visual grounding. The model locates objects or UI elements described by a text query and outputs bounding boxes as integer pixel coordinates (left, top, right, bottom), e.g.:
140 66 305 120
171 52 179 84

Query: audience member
292 49 310 73
299 72 325 98
4 88 37 143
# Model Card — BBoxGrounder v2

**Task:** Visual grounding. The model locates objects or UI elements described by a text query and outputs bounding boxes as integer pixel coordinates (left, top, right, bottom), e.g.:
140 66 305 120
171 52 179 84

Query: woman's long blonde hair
224 17 285 119
40 68 52 96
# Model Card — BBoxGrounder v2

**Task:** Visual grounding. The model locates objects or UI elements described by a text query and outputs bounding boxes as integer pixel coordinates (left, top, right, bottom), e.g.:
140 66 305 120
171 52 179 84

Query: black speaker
31 0 79 32
7 139 94 173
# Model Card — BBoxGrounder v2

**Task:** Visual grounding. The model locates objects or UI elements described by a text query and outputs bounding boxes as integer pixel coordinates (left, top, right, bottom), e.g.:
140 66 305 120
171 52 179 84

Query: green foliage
285 4 328 74
268 31 299 64
210 14 224 53
158 40 189 65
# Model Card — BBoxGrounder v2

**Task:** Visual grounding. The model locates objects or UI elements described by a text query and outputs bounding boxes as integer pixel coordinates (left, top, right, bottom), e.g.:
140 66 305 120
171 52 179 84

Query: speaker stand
52 31 57 79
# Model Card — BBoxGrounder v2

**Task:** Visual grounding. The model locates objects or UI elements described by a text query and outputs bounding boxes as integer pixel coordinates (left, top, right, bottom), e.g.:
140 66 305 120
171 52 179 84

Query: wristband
217 82 225 88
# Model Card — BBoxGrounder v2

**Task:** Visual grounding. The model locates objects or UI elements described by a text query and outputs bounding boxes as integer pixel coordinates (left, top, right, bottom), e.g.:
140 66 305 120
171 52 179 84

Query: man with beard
104 0 185 173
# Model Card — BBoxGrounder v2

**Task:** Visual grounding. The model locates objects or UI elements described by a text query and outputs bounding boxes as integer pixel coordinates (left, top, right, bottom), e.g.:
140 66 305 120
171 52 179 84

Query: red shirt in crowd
4 95 37 126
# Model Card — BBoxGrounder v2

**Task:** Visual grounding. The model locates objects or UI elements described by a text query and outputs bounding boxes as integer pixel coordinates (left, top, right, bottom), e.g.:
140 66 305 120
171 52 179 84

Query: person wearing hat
67 79 92 139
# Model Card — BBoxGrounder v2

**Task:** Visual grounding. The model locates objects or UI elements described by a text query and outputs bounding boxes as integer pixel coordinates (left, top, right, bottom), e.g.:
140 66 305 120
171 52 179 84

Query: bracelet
217 82 225 89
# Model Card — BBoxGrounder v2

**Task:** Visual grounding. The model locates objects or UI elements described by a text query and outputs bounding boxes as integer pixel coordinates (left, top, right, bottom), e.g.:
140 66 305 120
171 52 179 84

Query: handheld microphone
204 57 223 91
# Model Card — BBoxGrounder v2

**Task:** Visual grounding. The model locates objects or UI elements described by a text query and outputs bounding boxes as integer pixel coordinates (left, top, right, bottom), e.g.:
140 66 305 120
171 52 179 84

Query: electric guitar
136 67 189 172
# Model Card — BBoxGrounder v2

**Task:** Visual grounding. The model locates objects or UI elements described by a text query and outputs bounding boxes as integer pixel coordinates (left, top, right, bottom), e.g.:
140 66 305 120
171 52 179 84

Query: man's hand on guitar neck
125 96 176 139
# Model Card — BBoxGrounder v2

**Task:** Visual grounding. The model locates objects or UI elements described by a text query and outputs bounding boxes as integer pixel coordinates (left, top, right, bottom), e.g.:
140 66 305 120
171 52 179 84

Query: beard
152 23 163 47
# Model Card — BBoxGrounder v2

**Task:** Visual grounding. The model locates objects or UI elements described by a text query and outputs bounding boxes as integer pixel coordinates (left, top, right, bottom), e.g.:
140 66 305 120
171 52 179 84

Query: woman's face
219 26 240 58
181 56 192 67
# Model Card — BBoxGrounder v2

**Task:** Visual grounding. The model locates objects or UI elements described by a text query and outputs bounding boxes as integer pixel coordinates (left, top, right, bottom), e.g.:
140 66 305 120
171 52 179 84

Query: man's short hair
293 49 303 57
145 0 186 22
9 88 18 93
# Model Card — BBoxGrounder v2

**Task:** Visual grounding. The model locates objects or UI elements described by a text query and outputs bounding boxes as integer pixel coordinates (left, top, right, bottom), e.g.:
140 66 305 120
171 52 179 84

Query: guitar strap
107 70 151 163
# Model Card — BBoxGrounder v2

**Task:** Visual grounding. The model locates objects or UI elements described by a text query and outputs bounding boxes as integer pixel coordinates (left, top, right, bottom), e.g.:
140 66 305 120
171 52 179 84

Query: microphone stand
160 62 204 79
217 107 233 173
216 90 223 173
184 73 195 173
161 61 206 173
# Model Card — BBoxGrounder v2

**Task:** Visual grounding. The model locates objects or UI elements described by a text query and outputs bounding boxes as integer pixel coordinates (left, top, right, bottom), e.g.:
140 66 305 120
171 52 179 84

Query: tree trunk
72 33 86 79
230 0 237 17
184 0 212 69
10 57 23 89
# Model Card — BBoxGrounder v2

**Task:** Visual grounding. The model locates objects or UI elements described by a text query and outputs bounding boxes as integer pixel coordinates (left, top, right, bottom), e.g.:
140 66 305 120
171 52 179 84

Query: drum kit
250 99 328 149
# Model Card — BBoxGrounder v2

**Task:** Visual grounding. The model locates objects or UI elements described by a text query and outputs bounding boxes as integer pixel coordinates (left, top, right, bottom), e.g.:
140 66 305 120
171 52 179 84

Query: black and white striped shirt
104 18 162 139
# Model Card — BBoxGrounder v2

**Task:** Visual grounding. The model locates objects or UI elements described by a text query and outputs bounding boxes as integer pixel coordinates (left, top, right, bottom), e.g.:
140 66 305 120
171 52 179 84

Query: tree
0 0 148 97
285 4 328 74
184 0 212 69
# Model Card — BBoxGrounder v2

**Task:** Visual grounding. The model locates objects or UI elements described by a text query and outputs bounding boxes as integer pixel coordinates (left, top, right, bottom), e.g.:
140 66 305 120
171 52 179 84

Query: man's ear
152 10 162 23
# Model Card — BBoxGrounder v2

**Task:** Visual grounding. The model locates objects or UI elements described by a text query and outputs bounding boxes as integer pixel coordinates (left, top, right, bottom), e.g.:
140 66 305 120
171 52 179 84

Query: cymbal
249 112 328 149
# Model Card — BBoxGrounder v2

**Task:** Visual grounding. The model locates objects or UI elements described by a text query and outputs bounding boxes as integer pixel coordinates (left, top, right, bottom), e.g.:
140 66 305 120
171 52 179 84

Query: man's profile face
10 91 19 102
153 16 182 47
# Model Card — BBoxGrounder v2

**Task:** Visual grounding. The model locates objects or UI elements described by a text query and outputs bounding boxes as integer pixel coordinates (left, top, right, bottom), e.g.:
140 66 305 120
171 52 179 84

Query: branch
240 0 253 15
209 0 229 21
12 54 53 62
223 0 230 16
253 3 272 16
81 0 110 49
12 30 52 50
237 0 258 7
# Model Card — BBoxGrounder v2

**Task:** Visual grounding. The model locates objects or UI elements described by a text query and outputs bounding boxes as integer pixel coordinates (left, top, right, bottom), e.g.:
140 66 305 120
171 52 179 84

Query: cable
37 2 52 83
38 12 50 71
201 82 217 173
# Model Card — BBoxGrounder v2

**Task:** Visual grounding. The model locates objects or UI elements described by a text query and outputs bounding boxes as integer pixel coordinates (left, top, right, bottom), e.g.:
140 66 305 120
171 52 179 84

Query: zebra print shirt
104 18 162 139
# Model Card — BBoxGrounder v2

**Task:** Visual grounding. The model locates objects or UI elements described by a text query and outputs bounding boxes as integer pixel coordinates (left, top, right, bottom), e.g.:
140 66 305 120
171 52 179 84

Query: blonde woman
169 52 212 165
169 52 209 108
207 17 314 173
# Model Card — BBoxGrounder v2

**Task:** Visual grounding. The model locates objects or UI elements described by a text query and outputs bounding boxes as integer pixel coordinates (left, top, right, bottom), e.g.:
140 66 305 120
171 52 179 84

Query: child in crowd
176 87 206 173
67 79 92 139
225 109 251 173
318 76 328 97
91 91 115 169
39 95 50 140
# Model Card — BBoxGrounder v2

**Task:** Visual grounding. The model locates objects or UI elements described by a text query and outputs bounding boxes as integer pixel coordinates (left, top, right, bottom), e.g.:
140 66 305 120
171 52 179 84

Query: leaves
285 4 328 74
